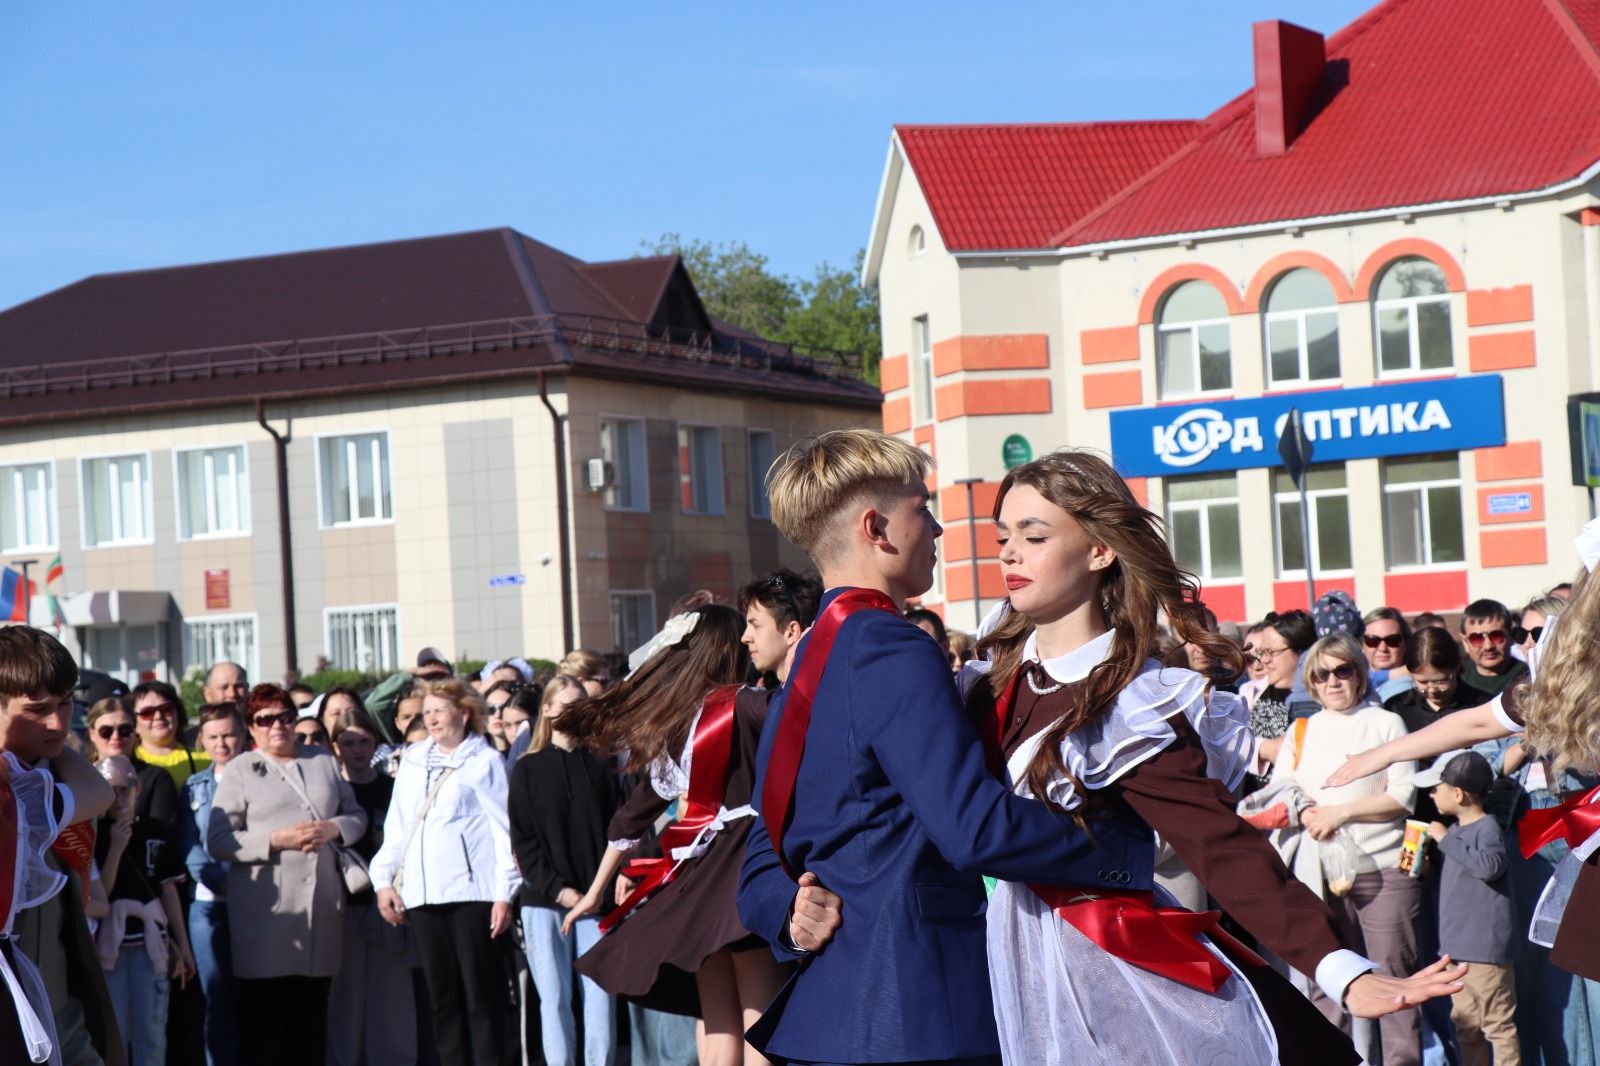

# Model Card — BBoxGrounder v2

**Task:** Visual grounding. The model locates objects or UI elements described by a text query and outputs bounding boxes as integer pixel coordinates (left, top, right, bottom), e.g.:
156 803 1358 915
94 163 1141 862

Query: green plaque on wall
1002 434 1033 470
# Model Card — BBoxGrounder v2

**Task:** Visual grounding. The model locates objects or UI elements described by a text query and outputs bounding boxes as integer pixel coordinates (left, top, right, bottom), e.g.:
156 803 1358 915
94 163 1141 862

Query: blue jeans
104 944 169 1066
627 1002 697 1066
521 906 614 1066
188 898 236 1066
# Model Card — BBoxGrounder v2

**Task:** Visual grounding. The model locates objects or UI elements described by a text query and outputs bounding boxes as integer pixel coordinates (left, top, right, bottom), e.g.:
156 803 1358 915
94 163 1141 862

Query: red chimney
1254 19 1326 156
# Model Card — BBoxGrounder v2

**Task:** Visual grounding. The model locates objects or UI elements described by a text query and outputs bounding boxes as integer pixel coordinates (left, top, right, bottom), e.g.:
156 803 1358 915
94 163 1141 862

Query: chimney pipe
1254 19 1326 157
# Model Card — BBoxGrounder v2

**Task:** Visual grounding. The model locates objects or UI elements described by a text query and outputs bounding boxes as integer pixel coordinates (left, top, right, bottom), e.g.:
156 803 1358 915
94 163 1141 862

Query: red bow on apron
974 667 1264 994
601 684 742 934
1519 782 1600 859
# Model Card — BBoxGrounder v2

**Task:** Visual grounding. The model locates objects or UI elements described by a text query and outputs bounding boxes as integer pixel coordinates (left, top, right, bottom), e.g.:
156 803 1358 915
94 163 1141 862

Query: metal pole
1300 483 1316 611
957 478 984 630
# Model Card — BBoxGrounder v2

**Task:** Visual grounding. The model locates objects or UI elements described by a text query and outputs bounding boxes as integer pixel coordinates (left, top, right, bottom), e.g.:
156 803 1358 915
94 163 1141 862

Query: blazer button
1097 869 1108 881
1119 871 1132 884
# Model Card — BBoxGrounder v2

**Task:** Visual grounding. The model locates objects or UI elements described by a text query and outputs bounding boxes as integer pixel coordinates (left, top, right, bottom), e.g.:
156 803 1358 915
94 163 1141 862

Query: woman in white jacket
370 679 519 1066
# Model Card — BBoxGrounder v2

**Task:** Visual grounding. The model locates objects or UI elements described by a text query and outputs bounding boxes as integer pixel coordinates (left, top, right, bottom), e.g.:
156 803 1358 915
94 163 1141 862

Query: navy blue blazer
739 590 1155 1064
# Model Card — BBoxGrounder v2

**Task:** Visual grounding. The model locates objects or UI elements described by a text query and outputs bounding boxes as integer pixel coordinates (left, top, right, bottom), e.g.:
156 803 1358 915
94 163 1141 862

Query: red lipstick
1004 575 1031 590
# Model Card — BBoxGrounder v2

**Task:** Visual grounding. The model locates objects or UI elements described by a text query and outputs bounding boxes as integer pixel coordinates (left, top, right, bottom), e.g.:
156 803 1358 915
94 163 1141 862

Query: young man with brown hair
0 626 120 1066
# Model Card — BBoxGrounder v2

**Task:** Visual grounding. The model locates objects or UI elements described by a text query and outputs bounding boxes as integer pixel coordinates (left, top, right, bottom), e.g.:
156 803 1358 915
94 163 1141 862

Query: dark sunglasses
136 703 176 720
295 731 328 746
766 575 804 624
251 710 297 729
1311 662 1359 685
1465 629 1508 648
1511 625 1544 645
95 723 136 740
1362 633 1404 649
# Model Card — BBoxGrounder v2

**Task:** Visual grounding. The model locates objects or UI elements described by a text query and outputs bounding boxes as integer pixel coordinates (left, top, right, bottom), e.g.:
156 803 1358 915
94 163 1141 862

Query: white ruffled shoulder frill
962 636 1256 811
3 751 68 930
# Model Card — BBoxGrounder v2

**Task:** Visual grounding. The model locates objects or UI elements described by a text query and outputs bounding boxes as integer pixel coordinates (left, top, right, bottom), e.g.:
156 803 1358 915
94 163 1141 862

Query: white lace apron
2 753 69 1065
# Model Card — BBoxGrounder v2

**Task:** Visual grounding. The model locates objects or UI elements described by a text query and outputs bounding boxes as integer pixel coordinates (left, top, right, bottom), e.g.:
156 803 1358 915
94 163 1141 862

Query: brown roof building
0 228 877 684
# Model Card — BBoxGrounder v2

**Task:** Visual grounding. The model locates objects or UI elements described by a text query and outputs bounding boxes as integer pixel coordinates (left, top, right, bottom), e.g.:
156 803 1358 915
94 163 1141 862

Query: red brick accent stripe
1083 370 1143 409
935 378 1052 420
1481 527 1547 568
932 334 1050 376
1466 286 1533 327
1467 331 1536 371
1474 442 1541 482
1080 326 1141 365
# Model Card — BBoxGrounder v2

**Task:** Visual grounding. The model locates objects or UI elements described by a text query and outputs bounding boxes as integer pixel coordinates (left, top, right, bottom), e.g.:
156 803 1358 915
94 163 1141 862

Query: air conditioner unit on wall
586 458 613 492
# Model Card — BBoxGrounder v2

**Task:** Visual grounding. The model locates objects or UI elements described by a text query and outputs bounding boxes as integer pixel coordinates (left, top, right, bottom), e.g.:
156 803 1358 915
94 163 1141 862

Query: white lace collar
1023 628 1116 684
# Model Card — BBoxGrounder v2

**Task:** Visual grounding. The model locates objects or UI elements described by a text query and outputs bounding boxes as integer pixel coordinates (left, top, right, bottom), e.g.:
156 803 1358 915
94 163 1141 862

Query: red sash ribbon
760 588 898 880
976 662 1263 993
601 684 742 934
1519 783 1600 860
52 822 96 906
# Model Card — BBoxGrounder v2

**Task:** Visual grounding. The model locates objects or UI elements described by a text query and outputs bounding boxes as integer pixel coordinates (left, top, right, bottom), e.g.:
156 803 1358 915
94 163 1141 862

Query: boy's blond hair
766 429 933 560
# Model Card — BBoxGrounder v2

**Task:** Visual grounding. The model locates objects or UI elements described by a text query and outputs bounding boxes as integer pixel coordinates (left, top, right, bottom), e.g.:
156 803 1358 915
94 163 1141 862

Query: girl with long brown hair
558 602 788 1066
966 450 1463 1066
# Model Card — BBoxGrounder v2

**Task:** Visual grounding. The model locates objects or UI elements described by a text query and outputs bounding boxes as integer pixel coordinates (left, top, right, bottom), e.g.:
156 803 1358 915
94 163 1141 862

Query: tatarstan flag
44 553 66 628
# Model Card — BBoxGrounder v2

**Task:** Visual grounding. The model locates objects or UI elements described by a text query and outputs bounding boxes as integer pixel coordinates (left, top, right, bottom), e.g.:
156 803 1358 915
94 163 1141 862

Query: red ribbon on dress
975 661 1265 994
1519 782 1600 860
600 684 742 934
760 588 898 880
52 822 95 906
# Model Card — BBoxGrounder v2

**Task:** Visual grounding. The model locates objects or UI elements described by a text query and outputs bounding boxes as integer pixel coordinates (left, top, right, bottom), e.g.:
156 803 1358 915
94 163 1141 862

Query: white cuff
1489 694 1525 735
54 781 75 832
1315 948 1377 1003
607 837 640 853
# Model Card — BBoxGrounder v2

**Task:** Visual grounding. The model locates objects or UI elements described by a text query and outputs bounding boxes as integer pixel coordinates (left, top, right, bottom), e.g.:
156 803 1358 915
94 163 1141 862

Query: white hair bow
1576 517 1600 572
627 612 702 672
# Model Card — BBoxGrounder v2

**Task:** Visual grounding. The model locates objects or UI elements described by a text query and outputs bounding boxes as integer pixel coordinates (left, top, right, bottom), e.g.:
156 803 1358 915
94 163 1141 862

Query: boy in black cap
1421 750 1520 1066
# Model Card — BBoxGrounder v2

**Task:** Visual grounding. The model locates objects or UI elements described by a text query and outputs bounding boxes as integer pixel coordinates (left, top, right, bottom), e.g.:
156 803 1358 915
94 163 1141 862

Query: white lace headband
627 612 702 673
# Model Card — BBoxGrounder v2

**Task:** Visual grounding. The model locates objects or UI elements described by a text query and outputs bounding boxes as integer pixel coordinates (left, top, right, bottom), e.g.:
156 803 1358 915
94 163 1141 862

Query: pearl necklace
1024 663 1064 696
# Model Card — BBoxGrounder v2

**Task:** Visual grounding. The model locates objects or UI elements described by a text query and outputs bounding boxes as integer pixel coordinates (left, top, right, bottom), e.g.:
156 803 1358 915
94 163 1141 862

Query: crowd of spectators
4 569 1592 1066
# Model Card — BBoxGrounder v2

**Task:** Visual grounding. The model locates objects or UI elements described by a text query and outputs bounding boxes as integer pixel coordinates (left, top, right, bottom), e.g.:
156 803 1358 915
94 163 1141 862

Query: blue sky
0 2 1374 311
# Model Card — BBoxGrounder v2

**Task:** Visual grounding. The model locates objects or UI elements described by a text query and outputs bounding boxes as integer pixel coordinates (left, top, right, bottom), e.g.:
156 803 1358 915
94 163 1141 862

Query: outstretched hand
1344 956 1469 1019
1325 748 1390 789
562 891 600 936
788 871 843 953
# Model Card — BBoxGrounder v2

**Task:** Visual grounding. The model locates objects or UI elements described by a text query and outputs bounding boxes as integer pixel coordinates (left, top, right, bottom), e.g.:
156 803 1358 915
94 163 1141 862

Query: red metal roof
1056 0 1600 246
894 122 1203 251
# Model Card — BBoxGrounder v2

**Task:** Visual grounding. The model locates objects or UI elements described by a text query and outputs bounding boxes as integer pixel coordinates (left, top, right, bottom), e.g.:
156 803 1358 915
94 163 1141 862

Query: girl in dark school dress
558 603 787 1066
964 451 1466 1066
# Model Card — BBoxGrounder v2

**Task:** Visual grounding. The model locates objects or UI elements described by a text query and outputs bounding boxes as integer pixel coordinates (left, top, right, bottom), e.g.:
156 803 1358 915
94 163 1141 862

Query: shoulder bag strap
391 765 454 895
267 758 327 821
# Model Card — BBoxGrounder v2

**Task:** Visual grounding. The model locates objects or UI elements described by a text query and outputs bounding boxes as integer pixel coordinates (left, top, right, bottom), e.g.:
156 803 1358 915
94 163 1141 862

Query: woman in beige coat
207 683 366 1066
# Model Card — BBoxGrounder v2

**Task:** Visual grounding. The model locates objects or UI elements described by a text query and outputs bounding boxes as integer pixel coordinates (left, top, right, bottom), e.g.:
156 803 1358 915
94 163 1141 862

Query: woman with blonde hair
510 674 622 1066
557 650 610 697
558 604 788 1066
964 450 1461 1066
370 678 519 1066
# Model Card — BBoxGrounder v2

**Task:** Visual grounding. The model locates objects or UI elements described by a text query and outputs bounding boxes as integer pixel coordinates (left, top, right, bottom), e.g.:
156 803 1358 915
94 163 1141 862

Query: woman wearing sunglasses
88 696 182 834
1360 608 1413 702
131 681 210 789
207 683 367 1066
1269 633 1424 1065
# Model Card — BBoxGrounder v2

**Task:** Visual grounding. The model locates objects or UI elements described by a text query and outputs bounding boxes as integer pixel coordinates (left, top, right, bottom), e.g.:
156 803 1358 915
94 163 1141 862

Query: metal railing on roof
0 313 867 400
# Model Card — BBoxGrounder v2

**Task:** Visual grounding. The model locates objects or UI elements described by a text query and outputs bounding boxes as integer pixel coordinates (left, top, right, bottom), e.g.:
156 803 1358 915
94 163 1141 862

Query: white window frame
748 428 776 520
0 459 57 554
908 225 927 257
1373 266 1454 379
173 443 251 541
609 590 657 656
183 612 260 682
1382 461 1465 572
680 424 725 516
912 315 934 422
1263 301 1341 390
1156 316 1233 401
314 430 395 529
1165 480 1243 582
1272 477 1354 579
79 451 155 549
322 603 402 673
599 415 650 513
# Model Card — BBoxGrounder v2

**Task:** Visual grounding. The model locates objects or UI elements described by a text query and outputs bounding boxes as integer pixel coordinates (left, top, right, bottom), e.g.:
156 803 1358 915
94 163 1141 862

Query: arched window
1156 281 1232 399
1373 257 1452 376
908 225 927 256
1263 269 1341 387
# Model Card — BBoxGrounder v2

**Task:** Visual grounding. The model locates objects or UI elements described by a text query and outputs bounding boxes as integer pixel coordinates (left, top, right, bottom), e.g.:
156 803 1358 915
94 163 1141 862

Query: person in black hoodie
509 675 623 1066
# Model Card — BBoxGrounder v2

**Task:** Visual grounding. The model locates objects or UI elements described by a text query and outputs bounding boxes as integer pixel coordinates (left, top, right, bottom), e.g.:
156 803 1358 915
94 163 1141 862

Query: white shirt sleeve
1315 948 1377 1003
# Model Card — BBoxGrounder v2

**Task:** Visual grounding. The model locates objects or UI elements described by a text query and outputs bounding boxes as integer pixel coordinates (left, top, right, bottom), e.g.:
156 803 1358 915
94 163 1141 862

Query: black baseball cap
1414 750 1494 796
411 647 453 678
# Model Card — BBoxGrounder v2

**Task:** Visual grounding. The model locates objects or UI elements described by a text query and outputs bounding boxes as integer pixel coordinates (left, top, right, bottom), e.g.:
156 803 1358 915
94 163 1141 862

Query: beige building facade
867 1 1600 631
0 229 876 684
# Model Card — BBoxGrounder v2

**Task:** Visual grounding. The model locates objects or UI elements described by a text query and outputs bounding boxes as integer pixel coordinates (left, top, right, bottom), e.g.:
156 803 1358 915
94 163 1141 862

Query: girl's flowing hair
971 450 1242 814
556 604 748 771
1522 568 1600 775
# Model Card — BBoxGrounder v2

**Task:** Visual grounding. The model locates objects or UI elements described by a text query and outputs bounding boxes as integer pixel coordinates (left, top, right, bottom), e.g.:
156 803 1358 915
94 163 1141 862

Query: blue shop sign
1486 492 1533 516
1109 375 1506 478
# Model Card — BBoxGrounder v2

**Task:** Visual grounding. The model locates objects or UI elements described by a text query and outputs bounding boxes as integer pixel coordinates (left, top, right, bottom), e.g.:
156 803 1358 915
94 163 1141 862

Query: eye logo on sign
1110 376 1506 477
